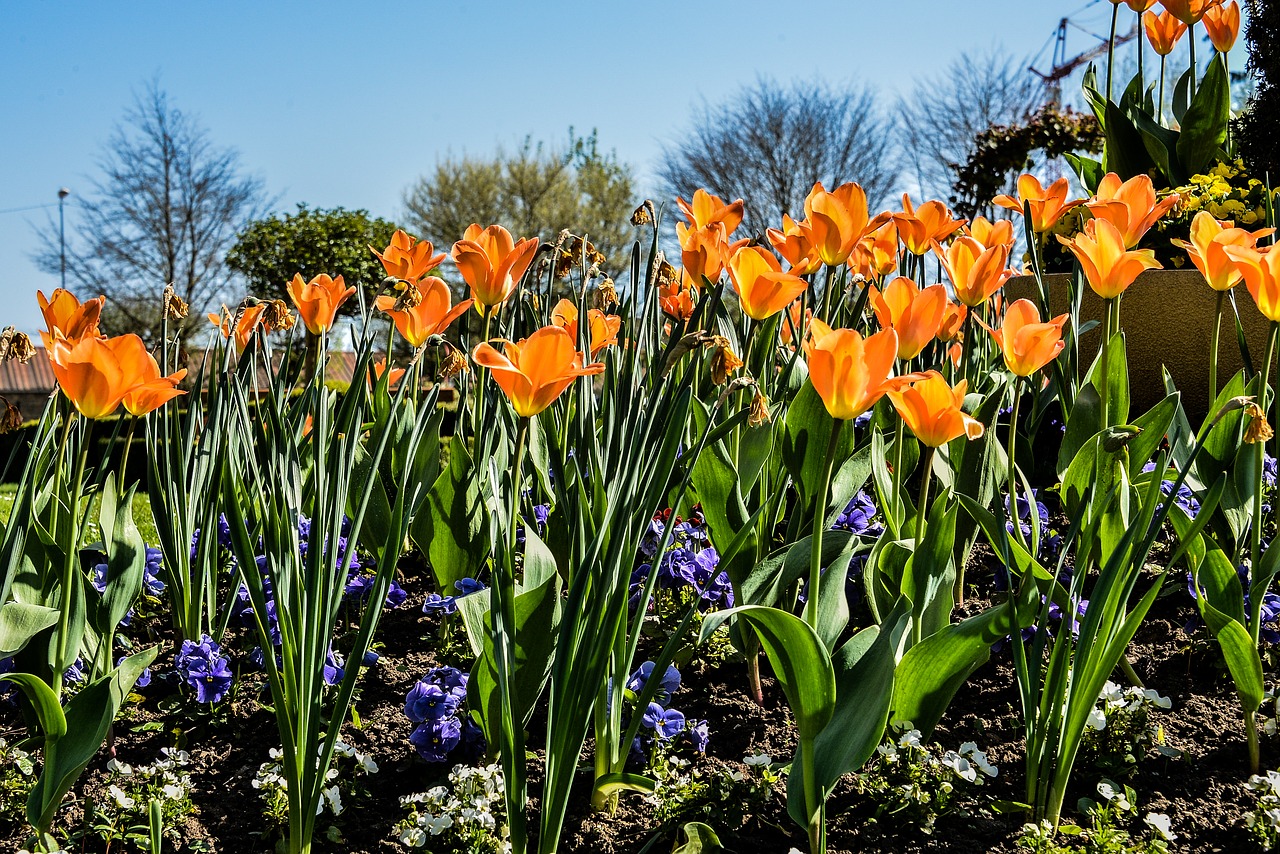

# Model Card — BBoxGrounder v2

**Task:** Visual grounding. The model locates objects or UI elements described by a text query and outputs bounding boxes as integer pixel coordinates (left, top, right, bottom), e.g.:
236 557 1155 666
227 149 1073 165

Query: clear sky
0 1 1205 335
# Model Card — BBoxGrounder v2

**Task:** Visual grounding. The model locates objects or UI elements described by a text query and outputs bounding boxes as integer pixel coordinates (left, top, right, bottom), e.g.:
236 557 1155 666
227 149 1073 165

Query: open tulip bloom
472 325 605 418
452 223 539 314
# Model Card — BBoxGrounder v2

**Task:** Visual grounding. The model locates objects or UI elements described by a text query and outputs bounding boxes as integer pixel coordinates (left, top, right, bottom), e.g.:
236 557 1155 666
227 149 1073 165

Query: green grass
0 482 161 546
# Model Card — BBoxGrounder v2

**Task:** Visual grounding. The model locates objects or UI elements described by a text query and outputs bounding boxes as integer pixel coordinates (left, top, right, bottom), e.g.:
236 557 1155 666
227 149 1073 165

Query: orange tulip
375 276 473 348
894 195 966 256
807 326 901 421
677 222 746 284
371 230 447 283
1086 173 1180 249
452 223 539 313
993 175 1082 233
1222 246 1280 322
38 289 104 344
287 273 355 336
804 181 873 266
1159 0 1220 25
766 214 822 276
802 317 835 360
370 358 406 389
937 301 967 342
49 333 184 419
660 270 698 322
471 326 605 418
869 278 948 360
208 303 269 355
677 189 744 236
932 236 1013 308
550 299 621 357
1124 0 1158 11
727 245 810 321
886 371 985 448
1171 211 1274 291
1056 218 1162 299
947 342 963 370
1202 0 1240 52
983 299 1069 377
853 221 900 279
1144 9 1189 55
967 216 1017 252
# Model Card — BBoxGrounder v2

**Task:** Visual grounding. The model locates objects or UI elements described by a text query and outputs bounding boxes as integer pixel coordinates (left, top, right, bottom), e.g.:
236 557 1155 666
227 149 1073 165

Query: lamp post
57 187 70 290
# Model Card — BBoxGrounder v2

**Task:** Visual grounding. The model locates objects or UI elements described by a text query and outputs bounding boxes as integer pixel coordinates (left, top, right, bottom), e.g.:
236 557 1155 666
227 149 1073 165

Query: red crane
1030 17 1140 107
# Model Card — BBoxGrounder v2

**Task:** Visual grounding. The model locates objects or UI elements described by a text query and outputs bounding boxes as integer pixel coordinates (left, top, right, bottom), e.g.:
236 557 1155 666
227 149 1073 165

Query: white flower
876 743 899 761
897 729 923 749
269 747 283 760
940 751 978 783
1096 780 1131 811
162 784 184 800
743 753 772 767
959 743 999 777
322 785 344 816
426 813 453 835
1100 681 1124 705
399 827 426 847
108 784 135 810
1144 812 1176 840
358 753 379 774
107 759 133 776
1141 688 1172 709
1086 707 1107 731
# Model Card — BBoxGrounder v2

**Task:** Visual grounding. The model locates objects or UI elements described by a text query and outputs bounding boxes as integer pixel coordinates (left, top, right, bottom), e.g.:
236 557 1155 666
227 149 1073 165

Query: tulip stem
53 423 90 703
1007 380 1027 552
1189 23 1198 101
801 735 826 854
1210 289 1225 407
805 420 844 631
473 308 493 443
1249 322 1279 647
1106 2 1119 106
891 415 907 537
1158 56 1167 123
915 447 934 545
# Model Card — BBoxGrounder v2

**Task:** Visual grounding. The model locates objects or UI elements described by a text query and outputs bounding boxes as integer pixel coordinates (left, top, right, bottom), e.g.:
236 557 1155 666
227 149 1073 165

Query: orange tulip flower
802 317 835 360
208 303 269 355
804 181 873 266
807 326 901 421
38 289 105 344
933 236 1013 307
983 299 1069 377
370 358 406 389
1202 0 1240 52
937 301 967 342
1056 218 1162 299
371 230 447 283
1171 211 1273 291
471 325 605 418
1123 0 1158 11
1086 173 1180 249
727 245 810 321
375 276 473 348
1222 245 1280 322
550 299 621 357
49 333 184 419
869 278 948 360
766 214 823 276
993 175 1082 233
287 273 356 336
1144 8 1189 55
677 189 745 236
452 223 539 313
1159 0 1220 25
659 270 698 322
853 221 900 279
887 371 985 448
967 216 1017 252
894 195 966 256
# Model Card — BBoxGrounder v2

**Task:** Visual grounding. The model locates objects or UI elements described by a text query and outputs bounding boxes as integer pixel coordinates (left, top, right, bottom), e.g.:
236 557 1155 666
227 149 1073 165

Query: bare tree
35 81 268 340
898 49 1042 202
658 77 897 236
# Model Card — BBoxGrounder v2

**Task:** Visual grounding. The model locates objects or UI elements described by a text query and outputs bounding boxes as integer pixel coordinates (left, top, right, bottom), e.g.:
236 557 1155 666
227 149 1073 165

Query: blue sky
0 1 1209 334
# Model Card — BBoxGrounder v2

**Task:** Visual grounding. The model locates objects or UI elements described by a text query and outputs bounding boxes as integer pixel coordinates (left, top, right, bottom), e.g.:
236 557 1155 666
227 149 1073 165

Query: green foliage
402 130 636 275
226 203 401 312
1238 0 1280 180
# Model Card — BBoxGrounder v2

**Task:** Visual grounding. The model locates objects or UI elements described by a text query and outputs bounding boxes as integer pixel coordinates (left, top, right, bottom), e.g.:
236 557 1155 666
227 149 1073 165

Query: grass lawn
0 482 161 545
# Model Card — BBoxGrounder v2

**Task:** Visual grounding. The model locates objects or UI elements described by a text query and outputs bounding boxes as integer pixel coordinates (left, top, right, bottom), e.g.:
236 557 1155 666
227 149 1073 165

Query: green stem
52 425 89 703
801 736 826 854
1106 3 1119 106
1249 322 1279 646
1189 23 1198 101
1210 289 1225 406
891 415 906 536
1247 705 1261 774
804 421 844 630
1158 56 1167 123
1099 298 1115 429
1008 380 1027 551
960 309 976 387
915 447 934 545
473 307 493 444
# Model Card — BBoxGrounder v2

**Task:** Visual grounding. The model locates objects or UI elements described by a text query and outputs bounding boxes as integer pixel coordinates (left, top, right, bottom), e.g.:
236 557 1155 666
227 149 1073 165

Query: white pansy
1144 812 1176 840
897 729 923 749
1087 707 1107 730
108 784 135 810
1141 688 1172 709
1096 780 1131 811
743 752 772 767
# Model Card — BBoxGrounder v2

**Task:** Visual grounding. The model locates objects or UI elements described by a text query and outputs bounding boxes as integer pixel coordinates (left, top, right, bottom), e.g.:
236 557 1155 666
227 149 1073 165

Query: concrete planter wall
1004 270 1273 420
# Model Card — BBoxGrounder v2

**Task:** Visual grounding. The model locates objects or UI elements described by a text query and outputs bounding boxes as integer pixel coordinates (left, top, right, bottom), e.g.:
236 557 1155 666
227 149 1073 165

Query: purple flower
362 650 380 666
641 702 686 739
405 682 458 722
117 655 151 688
422 593 457 615
689 719 710 753
409 717 462 762
323 650 345 686
626 661 681 702
63 658 86 686
455 577 486 596
175 634 234 704
834 490 883 536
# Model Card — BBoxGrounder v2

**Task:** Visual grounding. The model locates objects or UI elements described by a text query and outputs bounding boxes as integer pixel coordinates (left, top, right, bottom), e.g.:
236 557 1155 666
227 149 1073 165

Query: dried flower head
162 285 189 320
1245 402 1274 444
749 389 772 426
437 342 469 382
262 299 297 332
595 279 618 308
0 398 22 434
655 259 679 289
708 335 744 385
393 281 424 312
0 327 36 363
631 201 655 226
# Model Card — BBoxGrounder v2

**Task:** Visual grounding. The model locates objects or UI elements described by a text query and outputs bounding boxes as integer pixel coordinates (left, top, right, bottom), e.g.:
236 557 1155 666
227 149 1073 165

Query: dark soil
0 551 1274 853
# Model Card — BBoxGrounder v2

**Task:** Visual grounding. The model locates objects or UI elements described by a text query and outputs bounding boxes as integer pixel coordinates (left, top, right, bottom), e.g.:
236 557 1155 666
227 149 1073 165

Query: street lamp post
58 187 70 290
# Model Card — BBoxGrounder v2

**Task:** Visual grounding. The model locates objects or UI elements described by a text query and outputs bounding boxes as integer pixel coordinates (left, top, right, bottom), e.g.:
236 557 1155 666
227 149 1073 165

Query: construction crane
1030 17 1139 107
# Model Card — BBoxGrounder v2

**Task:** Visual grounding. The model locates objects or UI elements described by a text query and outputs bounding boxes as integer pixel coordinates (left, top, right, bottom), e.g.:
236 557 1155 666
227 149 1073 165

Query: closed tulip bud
1159 0 1219 25
984 299 1069 377
286 273 356 336
1144 9 1189 55
727 245 810 321
804 181 874 267
870 278 948 360
1202 0 1240 52
808 326 901 421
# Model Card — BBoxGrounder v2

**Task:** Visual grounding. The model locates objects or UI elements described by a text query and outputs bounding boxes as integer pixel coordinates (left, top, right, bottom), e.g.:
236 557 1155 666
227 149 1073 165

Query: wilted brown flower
162 285 190 320
438 342 469 382
655 259 679 289
709 335 743 384
595 279 618 308
748 389 771 426
262 299 297 332
0 327 36 363
631 201 655 226
0 398 21 433
393 281 424 312
1245 402 1274 444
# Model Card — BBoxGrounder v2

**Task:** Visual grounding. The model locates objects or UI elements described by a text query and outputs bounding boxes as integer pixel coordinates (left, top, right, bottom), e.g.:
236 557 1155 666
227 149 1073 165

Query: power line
0 201 72 216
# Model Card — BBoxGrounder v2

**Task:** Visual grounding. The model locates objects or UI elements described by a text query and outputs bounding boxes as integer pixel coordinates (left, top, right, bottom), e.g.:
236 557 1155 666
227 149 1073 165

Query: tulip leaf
1057 384 1101 480
736 420 775 495
782 381 854 520
691 433 756 587
824 443 874 529
1124 393 1178 479
1128 107 1182 186
591 772 656 799
412 436 490 593
1178 55 1230 178
94 479 147 640
901 490 957 643
1172 66 1194 124
1194 369 1247 487
672 821 723 853
740 531 855 611
0 603 59 659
